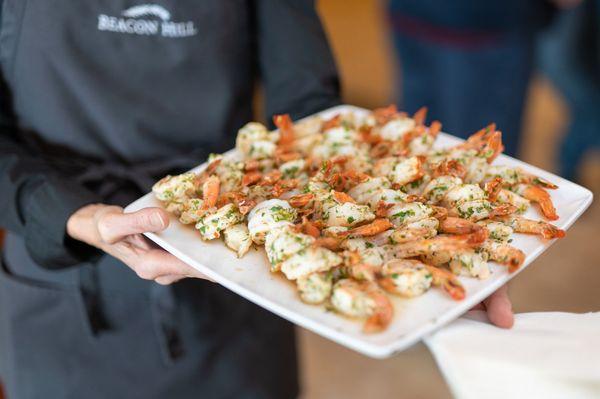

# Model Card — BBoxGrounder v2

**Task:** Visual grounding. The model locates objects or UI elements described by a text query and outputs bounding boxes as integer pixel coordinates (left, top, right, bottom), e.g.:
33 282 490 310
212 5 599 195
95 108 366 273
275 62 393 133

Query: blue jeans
392 32 536 157
538 0 600 181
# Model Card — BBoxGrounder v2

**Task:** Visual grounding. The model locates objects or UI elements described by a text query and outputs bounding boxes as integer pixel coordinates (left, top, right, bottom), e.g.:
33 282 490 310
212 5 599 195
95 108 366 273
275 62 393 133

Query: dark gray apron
0 1 298 398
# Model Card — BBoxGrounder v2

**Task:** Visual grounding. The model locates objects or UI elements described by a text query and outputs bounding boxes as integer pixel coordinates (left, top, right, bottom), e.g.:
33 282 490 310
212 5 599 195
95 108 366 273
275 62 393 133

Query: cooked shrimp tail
339 218 394 237
425 265 466 300
497 216 565 239
363 288 394 333
518 185 558 220
413 106 428 126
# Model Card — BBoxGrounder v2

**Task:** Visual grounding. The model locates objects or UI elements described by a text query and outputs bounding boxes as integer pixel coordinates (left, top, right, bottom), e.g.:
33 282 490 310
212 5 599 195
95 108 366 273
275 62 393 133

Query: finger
124 234 154 251
154 275 185 285
97 207 169 244
135 249 212 281
483 285 514 328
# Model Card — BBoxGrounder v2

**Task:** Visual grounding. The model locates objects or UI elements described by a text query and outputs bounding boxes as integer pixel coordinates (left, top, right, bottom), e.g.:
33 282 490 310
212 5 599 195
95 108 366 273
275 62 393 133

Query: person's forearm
0 129 102 268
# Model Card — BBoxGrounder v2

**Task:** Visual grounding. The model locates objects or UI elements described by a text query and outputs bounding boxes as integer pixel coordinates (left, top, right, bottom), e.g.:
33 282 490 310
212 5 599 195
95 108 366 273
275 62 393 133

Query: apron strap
79 264 111 335
150 284 184 364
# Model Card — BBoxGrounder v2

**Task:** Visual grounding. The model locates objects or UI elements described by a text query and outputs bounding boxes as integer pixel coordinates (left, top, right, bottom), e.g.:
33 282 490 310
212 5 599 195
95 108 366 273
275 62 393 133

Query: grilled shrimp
494 216 565 239
223 223 252 258
195 204 244 241
280 246 342 280
386 233 481 260
247 199 298 244
152 172 199 203
378 259 433 298
154 103 568 334
448 250 490 279
375 156 426 187
331 279 393 333
297 272 333 304
321 194 376 227
480 240 525 272
264 226 315 271
422 175 463 204
495 189 530 213
512 184 558 220
236 122 277 160
179 198 205 224
378 116 416 141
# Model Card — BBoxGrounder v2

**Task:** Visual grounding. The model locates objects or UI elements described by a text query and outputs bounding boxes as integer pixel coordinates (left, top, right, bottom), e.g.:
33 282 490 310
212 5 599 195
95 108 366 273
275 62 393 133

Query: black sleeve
0 73 102 269
254 0 342 122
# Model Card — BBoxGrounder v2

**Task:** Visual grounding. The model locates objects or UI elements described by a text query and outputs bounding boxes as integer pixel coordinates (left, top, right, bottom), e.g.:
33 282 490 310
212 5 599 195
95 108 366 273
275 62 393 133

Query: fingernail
151 212 165 228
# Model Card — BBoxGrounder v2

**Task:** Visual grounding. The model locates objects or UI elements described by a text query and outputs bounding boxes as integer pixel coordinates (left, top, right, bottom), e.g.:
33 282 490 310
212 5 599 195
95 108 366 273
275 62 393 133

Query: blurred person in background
539 0 600 181
388 0 557 157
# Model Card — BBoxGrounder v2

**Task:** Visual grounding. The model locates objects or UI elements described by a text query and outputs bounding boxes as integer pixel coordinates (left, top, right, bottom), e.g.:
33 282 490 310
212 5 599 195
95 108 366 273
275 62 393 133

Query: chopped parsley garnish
392 209 416 221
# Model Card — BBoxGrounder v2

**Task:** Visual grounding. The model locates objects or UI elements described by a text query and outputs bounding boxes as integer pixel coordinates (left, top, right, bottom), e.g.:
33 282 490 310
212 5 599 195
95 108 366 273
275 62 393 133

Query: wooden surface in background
317 0 395 108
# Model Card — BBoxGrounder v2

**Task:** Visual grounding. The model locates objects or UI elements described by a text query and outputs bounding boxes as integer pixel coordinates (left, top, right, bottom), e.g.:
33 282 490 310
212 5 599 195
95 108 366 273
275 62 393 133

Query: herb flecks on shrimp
153 105 565 333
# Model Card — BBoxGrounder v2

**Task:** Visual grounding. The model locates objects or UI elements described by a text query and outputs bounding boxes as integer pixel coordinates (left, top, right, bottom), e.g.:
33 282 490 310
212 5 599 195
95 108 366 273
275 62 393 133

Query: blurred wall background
298 1 600 398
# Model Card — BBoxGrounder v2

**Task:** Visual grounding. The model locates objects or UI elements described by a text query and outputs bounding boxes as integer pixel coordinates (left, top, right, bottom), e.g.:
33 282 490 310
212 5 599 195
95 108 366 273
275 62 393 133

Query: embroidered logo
98 4 197 38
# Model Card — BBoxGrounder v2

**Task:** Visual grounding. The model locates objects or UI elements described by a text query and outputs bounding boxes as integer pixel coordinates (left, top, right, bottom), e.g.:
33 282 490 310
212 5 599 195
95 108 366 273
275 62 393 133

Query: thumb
97 207 170 244
484 285 514 329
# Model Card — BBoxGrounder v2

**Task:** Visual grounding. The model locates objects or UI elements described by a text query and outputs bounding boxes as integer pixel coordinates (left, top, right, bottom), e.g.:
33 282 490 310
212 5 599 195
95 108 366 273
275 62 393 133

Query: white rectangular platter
125 105 593 358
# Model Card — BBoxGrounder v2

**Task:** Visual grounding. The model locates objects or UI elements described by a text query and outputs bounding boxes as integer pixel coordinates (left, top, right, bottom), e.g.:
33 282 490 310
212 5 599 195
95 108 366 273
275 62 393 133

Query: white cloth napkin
424 311 600 399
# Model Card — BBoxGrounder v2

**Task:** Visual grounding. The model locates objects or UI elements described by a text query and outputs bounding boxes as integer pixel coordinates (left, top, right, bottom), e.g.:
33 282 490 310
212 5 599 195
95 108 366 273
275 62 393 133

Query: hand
67 204 212 285
472 285 514 328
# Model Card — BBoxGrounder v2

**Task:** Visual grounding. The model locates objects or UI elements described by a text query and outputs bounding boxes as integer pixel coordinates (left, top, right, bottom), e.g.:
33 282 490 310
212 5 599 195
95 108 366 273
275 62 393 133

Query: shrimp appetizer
153 105 565 333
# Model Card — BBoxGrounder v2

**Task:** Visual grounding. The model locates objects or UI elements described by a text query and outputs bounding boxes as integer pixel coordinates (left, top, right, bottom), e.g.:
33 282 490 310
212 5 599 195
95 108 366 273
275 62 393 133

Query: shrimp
298 216 321 238
495 189 530 213
484 177 503 202
378 259 433 298
372 104 400 125
288 193 315 208
338 218 394 237
425 264 466 300
439 217 488 236
448 250 490 279
201 175 220 209
332 190 356 204
386 233 480 259
431 159 466 179
322 196 376 227
345 262 382 282
218 191 256 215
273 114 296 148
388 156 427 187
331 279 393 333
152 172 199 202
480 240 525 272
297 272 333 304
265 225 315 271
178 198 205 224
484 165 558 189
247 199 298 244
513 184 558 221
242 171 262 187
195 204 243 241
389 227 438 243
495 216 565 239
280 246 343 280
412 106 428 126
223 223 252 258
477 220 514 242
459 124 503 162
